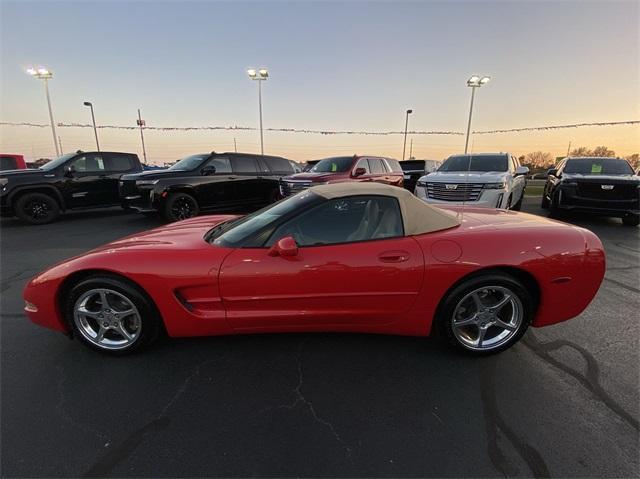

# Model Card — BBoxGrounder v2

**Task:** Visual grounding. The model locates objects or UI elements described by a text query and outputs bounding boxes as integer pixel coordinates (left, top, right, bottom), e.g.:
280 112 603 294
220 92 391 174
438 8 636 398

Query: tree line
519 147 639 170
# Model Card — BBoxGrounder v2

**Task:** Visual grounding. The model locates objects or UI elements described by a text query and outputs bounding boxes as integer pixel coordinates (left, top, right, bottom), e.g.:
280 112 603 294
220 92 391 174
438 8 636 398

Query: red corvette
23 183 605 356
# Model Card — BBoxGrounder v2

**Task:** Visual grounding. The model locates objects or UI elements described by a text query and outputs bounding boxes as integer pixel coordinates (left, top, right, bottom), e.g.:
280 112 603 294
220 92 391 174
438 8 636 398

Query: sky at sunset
1 1 638 164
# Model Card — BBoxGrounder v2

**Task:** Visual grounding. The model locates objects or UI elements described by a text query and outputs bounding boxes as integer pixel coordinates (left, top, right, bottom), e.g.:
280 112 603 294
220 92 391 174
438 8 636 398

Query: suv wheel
15 192 60 225
163 192 199 222
438 273 533 355
622 215 640 227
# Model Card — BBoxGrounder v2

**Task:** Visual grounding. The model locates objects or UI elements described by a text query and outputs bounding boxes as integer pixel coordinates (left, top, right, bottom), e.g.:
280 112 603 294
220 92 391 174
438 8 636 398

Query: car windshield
400 160 425 172
209 191 322 247
438 155 508 172
310 157 353 173
169 154 209 171
563 158 634 175
39 153 77 171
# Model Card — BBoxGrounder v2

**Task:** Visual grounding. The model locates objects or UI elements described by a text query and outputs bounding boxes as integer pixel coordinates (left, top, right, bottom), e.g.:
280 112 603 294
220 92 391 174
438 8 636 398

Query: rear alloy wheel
15 192 60 225
66 276 161 354
622 215 640 227
438 273 533 355
163 192 199 222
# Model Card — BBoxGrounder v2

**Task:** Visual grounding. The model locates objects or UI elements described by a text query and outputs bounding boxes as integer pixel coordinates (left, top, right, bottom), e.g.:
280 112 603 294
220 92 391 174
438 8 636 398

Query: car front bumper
415 186 507 208
555 187 639 217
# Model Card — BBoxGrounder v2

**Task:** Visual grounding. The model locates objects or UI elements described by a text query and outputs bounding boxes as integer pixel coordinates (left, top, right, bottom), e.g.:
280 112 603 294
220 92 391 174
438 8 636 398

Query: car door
103 153 137 204
219 195 424 331
510 156 526 202
230 155 264 206
352 157 373 182
194 156 238 211
62 153 112 207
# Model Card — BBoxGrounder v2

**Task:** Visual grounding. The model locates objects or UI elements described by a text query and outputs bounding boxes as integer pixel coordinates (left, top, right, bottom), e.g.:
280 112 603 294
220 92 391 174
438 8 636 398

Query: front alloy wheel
73 288 142 351
163 192 200 222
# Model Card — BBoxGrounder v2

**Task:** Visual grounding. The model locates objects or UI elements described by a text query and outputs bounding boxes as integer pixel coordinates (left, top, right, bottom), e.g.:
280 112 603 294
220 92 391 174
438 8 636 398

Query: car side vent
174 291 194 312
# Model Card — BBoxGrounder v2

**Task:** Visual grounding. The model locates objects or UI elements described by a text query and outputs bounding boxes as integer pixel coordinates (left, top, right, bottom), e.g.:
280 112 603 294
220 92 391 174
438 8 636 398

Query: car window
0 156 17 170
310 157 353 173
106 154 134 172
168 154 209 171
70 154 105 172
368 158 386 174
207 157 232 173
231 156 258 174
354 158 370 174
267 195 404 247
439 155 508 172
263 156 293 174
384 158 403 173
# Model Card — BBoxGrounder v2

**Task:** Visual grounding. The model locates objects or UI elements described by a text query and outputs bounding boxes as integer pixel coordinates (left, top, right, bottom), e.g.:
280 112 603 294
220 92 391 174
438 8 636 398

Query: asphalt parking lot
1 197 638 477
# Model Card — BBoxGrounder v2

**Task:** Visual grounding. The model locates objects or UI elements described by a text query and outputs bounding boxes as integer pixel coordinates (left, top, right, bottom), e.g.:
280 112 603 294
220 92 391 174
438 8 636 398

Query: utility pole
402 109 413 160
58 136 63 154
234 137 237 153
83 101 100 151
566 141 571 157
409 139 413 159
137 109 148 164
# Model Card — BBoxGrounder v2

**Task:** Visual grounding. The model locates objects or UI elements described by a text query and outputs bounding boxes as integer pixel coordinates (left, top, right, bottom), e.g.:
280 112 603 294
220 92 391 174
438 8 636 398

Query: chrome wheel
73 288 142 350
451 286 523 351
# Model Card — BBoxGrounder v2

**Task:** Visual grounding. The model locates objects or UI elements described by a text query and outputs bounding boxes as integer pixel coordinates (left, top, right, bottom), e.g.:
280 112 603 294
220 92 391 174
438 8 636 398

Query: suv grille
577 182 639 201
426 182 484 202
280 180 313 197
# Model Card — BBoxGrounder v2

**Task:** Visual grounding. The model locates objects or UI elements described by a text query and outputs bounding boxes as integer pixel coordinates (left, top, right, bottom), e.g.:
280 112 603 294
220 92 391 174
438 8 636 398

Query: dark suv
280 155 404 197
0 151 142 224
542 157 639 226
120 152 295 221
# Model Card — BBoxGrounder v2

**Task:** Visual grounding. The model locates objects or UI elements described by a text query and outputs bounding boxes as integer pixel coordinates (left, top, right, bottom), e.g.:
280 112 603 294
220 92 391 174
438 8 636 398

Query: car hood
420 171 509 182
283 172 346 183
89 215 241 253
0 168 48 179
121 169 188 181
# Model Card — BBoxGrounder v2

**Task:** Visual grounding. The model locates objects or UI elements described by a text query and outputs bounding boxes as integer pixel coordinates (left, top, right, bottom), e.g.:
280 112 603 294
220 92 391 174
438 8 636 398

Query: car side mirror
64 165 76 177
515 166 529 177
547 168 558 177
268 236 299 258
201 165 216 176
353 167 367 177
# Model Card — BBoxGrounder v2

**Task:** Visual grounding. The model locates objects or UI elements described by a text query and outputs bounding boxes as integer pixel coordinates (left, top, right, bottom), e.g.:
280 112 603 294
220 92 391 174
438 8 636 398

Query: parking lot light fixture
247 67 268 155
83 101 100 151
26 66 60 156
464 74 491 154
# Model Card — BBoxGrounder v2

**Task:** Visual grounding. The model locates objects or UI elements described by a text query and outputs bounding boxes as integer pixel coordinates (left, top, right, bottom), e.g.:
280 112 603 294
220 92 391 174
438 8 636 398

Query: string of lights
1 120 638 136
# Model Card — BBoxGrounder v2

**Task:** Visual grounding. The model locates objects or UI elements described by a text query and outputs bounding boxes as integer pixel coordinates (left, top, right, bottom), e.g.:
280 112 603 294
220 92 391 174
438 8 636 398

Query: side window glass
268 196 403 247
106 155 133 172
207 157 232 173
0 156 17 170
354 158 370 174
264 157 292 174
368 159 385 174
231 156 258 174
70 154 105 172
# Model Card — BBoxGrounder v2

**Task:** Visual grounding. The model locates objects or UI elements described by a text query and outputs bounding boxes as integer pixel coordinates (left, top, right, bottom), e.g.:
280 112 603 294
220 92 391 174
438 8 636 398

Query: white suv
414 153 529 210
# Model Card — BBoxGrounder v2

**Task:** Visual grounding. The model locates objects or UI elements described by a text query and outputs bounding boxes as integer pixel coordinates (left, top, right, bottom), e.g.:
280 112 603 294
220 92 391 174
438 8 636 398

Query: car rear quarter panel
408 220 605 335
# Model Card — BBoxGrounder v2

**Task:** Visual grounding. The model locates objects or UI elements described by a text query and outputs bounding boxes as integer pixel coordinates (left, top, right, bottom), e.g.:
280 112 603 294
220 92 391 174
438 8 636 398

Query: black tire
14 192 61 225
64 275 162 355
437 273 534 356
622 215 640 227
512 193 523 211
541 193 550 209
162 192 199 222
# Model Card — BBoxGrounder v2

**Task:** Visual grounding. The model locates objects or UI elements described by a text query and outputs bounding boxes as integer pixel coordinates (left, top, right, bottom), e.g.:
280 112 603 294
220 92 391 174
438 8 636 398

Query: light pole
464 75 491 154
402 109 413 161
26 67 60 157
83 101 100 151
247 68 268 155
137 109 147 163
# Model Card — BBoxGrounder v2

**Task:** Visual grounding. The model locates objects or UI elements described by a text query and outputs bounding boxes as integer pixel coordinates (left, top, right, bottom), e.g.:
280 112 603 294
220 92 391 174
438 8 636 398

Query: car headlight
416 180 427 187
135 179 159 186
483 182 506 189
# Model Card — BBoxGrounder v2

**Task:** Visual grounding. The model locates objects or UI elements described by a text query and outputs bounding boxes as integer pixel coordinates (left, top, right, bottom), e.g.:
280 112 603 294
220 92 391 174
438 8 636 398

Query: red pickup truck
280 155 404 197
0 154 27 171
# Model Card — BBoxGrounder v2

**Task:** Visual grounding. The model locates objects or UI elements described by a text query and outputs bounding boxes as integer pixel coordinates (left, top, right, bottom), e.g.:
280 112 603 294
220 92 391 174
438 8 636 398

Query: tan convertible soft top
309 183 460 235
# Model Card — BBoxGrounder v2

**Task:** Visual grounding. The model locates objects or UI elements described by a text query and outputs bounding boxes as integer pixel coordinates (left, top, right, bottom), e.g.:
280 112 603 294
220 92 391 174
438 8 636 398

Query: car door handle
378 250 410 263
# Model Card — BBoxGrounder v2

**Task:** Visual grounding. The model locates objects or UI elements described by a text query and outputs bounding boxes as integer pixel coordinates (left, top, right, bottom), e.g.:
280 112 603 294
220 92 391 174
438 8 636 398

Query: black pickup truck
119 152 295 221
542 157 640 226
0 151 142 224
